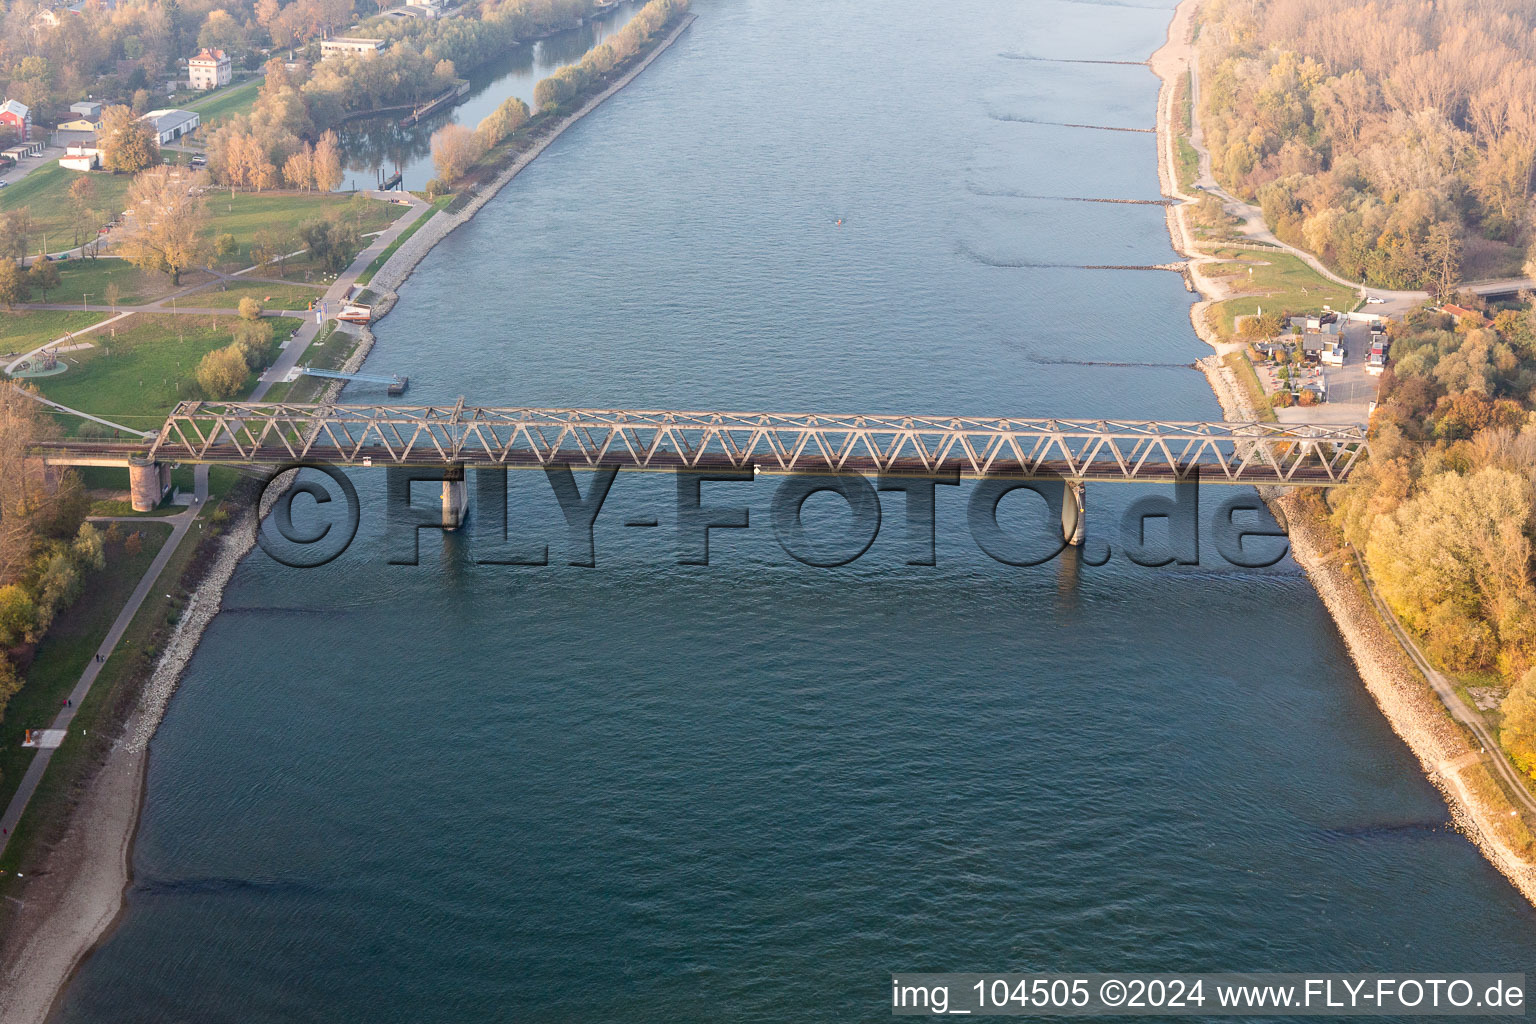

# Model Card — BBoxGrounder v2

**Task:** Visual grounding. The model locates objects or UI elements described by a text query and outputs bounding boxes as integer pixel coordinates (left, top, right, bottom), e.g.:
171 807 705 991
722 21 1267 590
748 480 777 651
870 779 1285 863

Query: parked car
0 180 8 188
1365 296 1385 304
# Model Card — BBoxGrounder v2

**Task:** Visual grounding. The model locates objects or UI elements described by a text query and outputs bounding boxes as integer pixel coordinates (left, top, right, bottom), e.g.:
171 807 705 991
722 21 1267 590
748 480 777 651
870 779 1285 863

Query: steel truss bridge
36 400 1370 487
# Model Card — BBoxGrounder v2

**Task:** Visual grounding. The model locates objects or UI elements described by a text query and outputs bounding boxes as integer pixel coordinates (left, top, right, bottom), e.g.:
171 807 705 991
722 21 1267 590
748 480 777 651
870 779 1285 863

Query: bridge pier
1062 481 1085 547
441 463 468 530
128 456 171 512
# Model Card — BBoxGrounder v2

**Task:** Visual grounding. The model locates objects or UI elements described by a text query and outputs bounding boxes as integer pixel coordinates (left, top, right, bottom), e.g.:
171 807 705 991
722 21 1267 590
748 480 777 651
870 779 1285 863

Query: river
337 0 647 191
58 1 1536 1020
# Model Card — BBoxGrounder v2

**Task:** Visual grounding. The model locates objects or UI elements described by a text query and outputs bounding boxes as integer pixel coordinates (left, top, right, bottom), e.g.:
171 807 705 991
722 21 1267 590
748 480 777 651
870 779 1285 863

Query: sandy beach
1151 0 1536 906
0 15 698 1024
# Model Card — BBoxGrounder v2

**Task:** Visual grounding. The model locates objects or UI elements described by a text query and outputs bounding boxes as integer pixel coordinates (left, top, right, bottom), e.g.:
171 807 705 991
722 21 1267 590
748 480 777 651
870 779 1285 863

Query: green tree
216 233 239 259
232 319 275 369
196 345 251 398
27 259 60 301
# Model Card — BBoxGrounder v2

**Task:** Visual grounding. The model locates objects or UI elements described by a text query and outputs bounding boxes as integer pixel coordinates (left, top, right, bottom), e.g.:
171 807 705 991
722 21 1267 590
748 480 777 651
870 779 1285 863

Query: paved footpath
254 191 430 399
0 468 208 858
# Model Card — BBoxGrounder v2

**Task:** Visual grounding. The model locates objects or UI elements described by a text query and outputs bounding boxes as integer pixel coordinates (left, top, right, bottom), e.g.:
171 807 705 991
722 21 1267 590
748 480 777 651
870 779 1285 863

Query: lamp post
83 292 91 312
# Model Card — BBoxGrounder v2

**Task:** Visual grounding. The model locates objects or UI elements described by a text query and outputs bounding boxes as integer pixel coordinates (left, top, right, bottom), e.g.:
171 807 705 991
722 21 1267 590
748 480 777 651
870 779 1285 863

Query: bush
232 319 276 369
196 344 251 398
238 296 263 320
0 584 37 648
424 178 449 200
216 232 239 258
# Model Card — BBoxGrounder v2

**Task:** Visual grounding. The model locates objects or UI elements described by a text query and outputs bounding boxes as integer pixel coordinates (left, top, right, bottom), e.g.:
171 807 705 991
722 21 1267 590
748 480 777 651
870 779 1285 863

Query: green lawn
186 77 263 124
1205 248 1360 337
31 312 302 430
0 523 171 819
0 163 135 256
47 257 171 307
180 277 326 312
204 191 406 271
0 310 109 359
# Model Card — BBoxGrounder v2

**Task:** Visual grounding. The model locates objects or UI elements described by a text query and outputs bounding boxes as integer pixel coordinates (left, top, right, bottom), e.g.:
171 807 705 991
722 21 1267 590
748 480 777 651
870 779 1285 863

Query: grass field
32 312 302 430
182 277 326 312
48 258 173 307
1223 351 1276 421
186 77 263 125
0 310 109 358
0 163 134 255
204 191 405 270
0 524 171 827
1205 248 1360 336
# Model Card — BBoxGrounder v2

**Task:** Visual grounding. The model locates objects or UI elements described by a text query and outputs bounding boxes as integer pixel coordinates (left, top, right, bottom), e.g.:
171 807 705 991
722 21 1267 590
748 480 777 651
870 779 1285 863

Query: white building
188 48 233 90
320 36 386 59
58 144 102 171
138 108 200 144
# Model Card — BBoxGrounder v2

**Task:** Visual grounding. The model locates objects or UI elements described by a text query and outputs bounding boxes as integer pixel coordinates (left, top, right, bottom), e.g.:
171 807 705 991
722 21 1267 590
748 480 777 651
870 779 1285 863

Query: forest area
1330 304 1536 776
1199 0 1536 782
1198 0 1536 287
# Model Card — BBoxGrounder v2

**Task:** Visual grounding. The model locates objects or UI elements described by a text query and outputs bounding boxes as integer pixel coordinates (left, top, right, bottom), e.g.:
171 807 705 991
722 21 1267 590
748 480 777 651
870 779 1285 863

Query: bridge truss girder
137 401 1369 486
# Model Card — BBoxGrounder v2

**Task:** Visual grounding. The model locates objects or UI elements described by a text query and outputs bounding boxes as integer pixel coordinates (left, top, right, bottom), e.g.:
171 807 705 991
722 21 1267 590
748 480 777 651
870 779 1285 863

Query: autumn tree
0 384 87 587
118 166 210 284
233 319 276 368
98 105 159 174
238 297 264 320
1501 666 1536 777
476 96 529 149
283 146 314 191
1366 466 1536 673
431 123 483 185
1423 222 1463 302
1 209 33 263
0 261 26 309
312 131 343 192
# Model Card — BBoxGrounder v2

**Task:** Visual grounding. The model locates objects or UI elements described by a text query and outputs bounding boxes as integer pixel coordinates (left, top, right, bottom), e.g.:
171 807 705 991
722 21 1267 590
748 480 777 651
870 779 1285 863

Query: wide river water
60 1 1536 1020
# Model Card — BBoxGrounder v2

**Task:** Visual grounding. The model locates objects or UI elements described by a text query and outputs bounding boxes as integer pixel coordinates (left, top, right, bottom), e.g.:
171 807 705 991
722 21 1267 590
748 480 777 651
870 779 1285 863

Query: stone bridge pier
1061 481 1085 547
128 456 172 512
441 463 468 530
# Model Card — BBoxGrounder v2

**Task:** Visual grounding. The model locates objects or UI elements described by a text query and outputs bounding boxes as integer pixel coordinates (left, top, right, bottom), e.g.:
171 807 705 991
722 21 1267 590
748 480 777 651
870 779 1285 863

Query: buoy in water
835 218 843 226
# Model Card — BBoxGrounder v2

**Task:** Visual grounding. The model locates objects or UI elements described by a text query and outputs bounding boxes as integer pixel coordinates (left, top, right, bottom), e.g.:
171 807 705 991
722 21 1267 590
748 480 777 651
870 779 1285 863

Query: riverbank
0 13 698 1024
1152 0 1536 906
